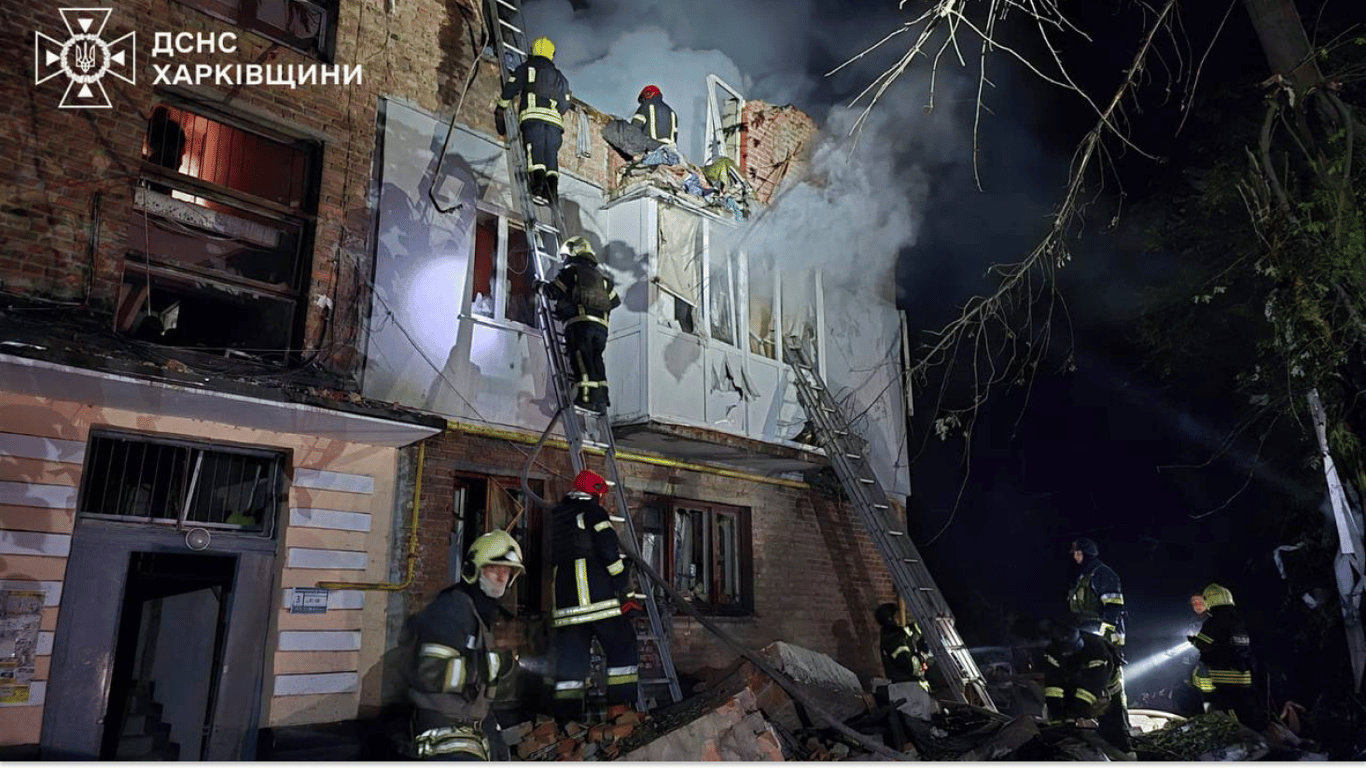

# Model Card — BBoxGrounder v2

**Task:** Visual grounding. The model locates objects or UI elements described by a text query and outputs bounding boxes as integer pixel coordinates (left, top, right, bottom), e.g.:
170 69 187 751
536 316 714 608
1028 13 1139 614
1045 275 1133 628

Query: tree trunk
1243 0 1324 95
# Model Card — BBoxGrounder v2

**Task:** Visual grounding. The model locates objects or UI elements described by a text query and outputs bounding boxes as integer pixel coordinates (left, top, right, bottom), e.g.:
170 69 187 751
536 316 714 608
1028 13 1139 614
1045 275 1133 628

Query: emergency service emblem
34 8 137 109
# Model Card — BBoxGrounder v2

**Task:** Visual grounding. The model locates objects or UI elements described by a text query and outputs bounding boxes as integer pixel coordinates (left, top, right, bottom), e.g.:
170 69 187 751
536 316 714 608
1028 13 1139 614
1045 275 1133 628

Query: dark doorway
99 552 236 761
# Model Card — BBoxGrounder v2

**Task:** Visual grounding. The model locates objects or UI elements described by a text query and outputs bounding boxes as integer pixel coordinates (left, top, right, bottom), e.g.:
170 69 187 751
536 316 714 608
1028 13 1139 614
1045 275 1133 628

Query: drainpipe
316 441 425 591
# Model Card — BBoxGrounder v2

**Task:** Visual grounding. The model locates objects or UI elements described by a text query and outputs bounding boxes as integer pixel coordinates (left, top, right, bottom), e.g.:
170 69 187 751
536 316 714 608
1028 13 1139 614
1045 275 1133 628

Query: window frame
122 99 323 360
450 471 547 615
656 497 753 616
470 207 540 331
76 429 287 539
174 0 338 61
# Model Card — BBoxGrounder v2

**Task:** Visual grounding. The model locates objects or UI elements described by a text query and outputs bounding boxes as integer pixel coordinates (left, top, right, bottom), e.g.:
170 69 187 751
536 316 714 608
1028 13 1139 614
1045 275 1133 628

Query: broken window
667 499 751 614
449 473 547 614
748 251 776 358
705 75 746 166
175 0 336 60
657 205 701 335
708 226 738 346
782 269 820 368
122 103 320 362
78 431 284 537
470 210 536 327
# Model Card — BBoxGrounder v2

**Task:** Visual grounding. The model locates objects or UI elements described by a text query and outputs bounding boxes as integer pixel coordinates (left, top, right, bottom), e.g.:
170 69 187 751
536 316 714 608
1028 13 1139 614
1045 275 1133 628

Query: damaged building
0 0 931 759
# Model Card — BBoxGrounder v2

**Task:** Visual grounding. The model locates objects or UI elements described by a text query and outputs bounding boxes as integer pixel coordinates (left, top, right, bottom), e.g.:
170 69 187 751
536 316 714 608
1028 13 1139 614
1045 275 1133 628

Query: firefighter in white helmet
406 531 523 760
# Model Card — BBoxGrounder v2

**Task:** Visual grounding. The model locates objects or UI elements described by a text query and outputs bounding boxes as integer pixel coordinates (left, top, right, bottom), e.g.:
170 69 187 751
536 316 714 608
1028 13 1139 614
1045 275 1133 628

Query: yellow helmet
1202 583 1235 608
531 37 555 60
562 235 595 261
462 530 525 584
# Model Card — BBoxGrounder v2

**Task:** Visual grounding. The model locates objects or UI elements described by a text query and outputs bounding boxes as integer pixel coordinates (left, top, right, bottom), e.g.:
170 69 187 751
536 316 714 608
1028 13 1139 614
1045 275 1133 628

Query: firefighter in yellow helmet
1187 583 1267 729
543 236 620 412
495 37 571 204
406 531 524 760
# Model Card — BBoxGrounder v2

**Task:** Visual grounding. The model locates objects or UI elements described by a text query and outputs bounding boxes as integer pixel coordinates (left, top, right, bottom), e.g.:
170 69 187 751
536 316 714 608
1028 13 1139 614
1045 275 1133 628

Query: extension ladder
782 338 997 710
482 0 683 711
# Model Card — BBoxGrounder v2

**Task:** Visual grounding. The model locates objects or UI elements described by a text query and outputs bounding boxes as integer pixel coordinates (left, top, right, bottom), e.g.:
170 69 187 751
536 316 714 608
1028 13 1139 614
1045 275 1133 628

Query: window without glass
657 205 701 335
78 432 285 537
470 210 537 327
708 229 737 346
748 251 776 358
122 103 320 361
176 0 336 59
667 499 751 614
449 473 546 614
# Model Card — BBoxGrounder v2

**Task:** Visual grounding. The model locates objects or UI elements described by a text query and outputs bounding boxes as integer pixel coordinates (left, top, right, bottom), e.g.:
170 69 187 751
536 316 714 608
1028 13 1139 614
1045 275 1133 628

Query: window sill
463 313 542 336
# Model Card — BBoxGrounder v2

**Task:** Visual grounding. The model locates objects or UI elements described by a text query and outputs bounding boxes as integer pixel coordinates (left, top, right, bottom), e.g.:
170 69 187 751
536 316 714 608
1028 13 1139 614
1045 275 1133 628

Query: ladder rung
845 453 862 460
887 530 904 536
609 515 626 523
504 43 525 57
498 19 523 34
858 478 875 484
834 430 848 436
638 678 675 685
873 503 889 510
903 559 920 564
495 0 517 9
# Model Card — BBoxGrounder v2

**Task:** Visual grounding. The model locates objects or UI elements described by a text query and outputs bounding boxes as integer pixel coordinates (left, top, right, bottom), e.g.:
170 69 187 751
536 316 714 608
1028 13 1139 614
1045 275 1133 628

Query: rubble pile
502 710 646 762
1133 711 1269 761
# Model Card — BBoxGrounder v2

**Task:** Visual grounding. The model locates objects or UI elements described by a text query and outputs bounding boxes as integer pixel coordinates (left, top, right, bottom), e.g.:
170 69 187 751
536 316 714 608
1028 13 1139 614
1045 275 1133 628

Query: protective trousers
1101 667 1132 752
552 615 639 721
566 322 609 410
521 120 562 199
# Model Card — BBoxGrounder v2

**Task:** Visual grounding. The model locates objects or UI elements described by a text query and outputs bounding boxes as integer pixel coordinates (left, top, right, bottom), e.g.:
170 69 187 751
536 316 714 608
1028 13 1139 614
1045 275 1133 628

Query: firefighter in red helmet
548 469 642 722
632 84 677 147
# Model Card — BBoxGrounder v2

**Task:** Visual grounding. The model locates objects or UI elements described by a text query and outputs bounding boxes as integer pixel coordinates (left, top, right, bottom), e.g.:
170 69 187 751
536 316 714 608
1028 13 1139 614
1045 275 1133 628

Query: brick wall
1 0 482 379
411 430 896 684
741 101 818 204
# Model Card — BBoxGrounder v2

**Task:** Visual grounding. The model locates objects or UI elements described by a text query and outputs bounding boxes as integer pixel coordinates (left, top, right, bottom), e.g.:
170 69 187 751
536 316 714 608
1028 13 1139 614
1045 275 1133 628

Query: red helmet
573 469 608 496
638 85 661 102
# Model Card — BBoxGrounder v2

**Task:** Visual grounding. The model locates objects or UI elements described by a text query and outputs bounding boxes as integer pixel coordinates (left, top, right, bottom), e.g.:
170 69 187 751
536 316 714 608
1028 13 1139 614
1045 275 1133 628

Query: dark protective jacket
497 55 570 128
547 256 620 328
550 493 630 628
631 94 678 145
1190 605 1254 690
1068 555 1126 651
877 609 931 684
405 582 513 759
1043 631 1123 721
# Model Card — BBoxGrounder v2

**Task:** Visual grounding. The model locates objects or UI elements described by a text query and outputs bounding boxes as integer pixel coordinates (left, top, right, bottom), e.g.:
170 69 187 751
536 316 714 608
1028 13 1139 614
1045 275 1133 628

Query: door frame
40 519 278 760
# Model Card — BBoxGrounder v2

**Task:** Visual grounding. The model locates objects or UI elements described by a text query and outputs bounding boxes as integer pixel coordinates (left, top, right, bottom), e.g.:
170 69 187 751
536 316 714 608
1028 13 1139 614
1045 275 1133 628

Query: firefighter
1042 620 1133 758
495 36 571 204
1188 583 1266 729
1067 538 1127 652
875 602 932 691
631 85 678 149
548 469 642 722
543 236 620 413
406 531 524 760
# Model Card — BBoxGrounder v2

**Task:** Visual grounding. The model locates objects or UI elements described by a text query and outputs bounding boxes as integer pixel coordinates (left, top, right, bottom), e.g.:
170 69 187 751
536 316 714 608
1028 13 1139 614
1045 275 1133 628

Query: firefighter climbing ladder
783 338 998 711
483 0 684 711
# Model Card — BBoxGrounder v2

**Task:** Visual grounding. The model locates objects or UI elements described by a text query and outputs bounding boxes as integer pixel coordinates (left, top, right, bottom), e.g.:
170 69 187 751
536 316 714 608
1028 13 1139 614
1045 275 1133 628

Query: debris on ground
1134 710 1268 761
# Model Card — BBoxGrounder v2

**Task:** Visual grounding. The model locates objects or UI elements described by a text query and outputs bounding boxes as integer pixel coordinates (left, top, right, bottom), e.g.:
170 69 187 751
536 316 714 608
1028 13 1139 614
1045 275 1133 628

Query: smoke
522 0 977 301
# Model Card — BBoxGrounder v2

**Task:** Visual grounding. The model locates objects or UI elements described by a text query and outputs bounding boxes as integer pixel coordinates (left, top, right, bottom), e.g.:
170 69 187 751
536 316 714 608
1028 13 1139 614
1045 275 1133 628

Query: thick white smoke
521 0 974 300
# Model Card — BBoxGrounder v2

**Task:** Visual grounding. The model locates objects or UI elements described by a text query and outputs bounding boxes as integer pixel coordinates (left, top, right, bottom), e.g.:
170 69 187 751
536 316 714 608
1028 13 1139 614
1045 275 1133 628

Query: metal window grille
78 433 284 537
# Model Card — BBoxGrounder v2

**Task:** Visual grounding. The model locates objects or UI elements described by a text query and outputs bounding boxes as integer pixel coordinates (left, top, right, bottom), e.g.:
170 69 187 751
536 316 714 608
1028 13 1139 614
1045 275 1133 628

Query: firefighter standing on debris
1188 583 1267 729
549 469 642 722
1066 537 1132 745
543 236 620 413
875 602 932 691
632 85 677 149
406 531 524 760
495 36 570 204
1042 619 1133 758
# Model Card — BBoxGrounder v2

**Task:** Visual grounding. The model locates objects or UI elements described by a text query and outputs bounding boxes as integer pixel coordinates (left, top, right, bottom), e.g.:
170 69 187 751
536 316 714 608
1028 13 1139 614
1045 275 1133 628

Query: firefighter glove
494 107 508 137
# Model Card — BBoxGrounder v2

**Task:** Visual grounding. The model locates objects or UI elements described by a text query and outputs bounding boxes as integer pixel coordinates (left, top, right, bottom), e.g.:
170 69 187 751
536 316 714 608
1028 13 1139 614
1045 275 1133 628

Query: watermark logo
34 8 136 109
